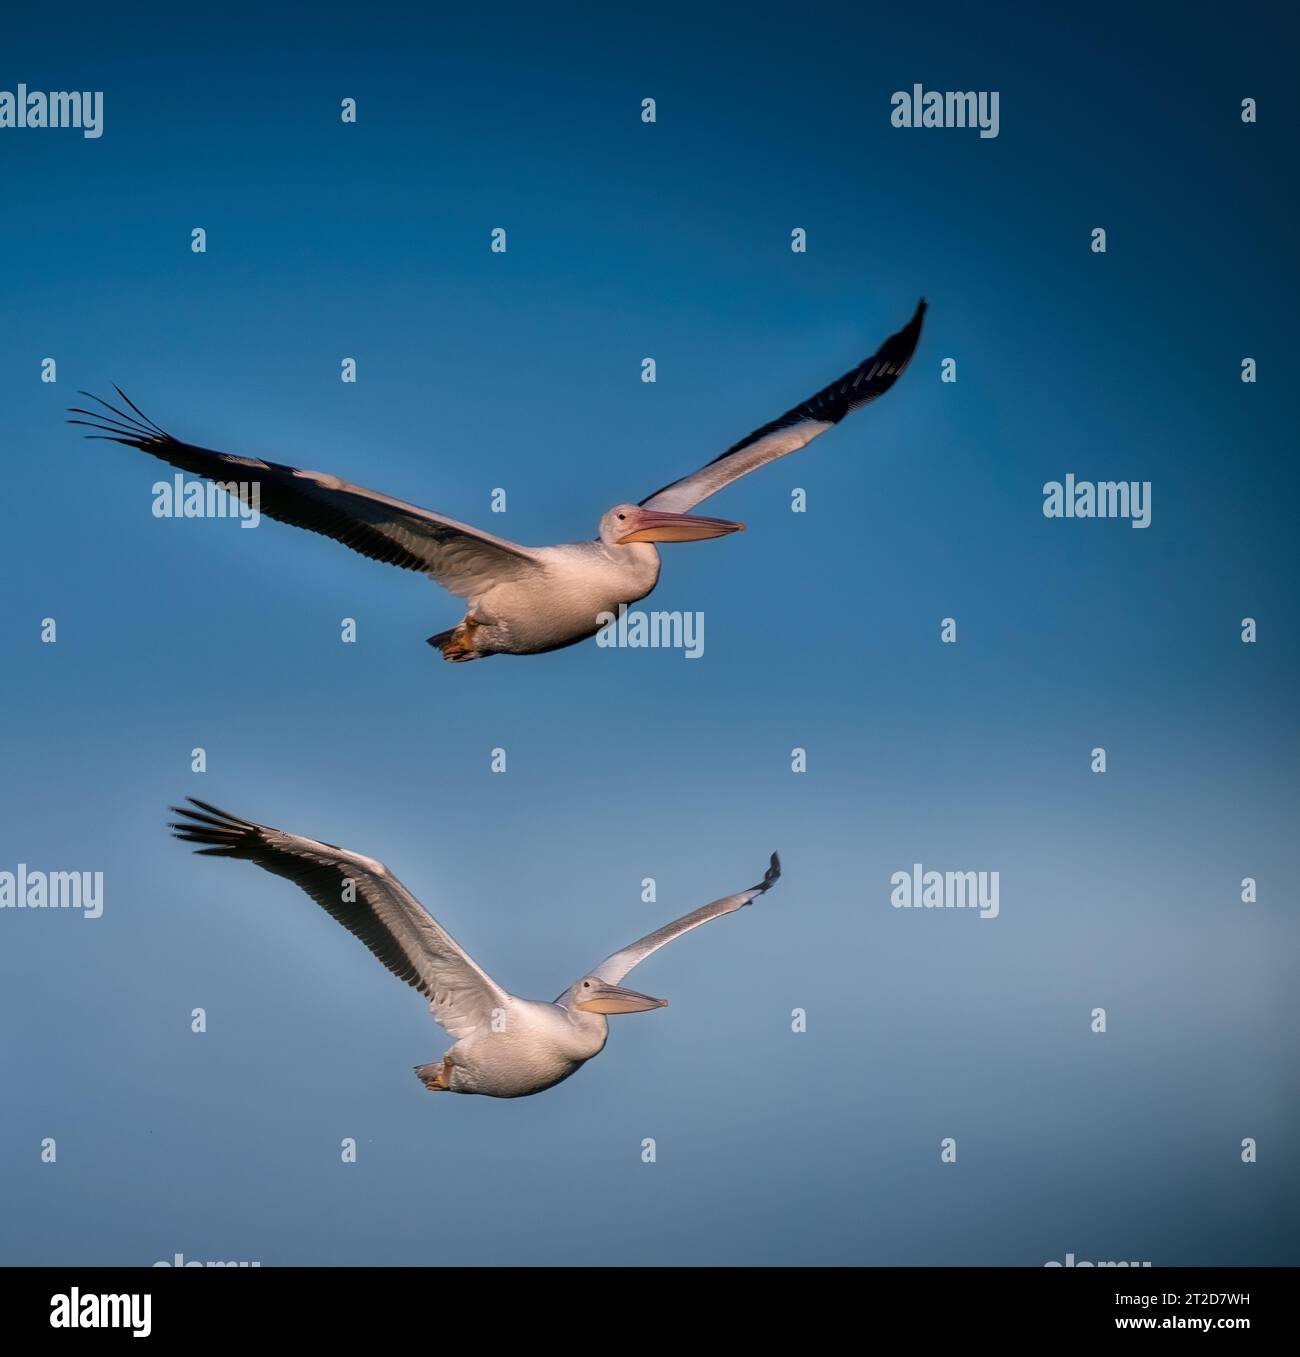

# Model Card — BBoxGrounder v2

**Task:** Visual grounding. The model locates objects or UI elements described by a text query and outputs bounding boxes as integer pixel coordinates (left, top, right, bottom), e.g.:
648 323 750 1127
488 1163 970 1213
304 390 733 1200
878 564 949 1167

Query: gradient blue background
2 2 1296 1266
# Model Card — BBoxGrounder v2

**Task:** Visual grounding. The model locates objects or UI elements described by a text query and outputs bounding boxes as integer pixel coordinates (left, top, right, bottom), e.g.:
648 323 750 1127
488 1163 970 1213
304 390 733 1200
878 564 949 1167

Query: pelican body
73 301 925 662
170 799 781 1099
421 992 618 1099
443 519 712 660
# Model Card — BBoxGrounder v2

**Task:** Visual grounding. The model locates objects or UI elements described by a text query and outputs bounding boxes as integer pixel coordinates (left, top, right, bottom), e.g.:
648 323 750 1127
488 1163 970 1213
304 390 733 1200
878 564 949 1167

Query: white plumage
170 799 781 1099
72 301 924 661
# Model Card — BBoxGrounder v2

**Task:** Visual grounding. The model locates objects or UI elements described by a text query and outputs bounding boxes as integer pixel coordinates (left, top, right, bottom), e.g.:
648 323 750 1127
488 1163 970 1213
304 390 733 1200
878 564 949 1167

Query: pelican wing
71 391 542 600
170 799 507 1041
590 853 781 985
639 300 925 513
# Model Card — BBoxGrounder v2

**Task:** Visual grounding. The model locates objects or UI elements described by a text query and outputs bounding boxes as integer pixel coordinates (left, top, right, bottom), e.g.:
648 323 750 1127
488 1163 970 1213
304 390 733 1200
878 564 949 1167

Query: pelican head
566 976 668 1015
599 503 744 548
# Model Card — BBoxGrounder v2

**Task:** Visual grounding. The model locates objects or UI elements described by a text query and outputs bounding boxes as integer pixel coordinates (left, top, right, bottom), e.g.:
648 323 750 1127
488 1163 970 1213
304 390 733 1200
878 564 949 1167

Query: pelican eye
617 514 625 521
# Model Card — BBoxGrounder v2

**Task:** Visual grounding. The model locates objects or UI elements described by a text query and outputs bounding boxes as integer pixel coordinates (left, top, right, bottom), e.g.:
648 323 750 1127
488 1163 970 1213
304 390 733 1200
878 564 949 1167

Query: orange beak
617 508 744 544
575 982 669 1014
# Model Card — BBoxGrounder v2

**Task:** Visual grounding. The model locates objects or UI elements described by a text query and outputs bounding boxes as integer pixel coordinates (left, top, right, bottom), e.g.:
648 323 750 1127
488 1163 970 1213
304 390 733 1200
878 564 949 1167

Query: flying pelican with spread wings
170 799 782 1098
75 301 923 661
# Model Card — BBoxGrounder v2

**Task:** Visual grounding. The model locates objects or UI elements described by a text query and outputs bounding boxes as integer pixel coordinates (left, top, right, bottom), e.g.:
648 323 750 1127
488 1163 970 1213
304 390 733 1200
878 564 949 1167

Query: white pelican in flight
74 300 923 661
170 798 782 1098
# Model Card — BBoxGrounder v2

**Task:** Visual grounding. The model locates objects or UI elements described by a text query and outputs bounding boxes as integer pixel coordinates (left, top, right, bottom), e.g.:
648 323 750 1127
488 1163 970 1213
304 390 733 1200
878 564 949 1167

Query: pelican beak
618 508 744 544
575 982 669 1015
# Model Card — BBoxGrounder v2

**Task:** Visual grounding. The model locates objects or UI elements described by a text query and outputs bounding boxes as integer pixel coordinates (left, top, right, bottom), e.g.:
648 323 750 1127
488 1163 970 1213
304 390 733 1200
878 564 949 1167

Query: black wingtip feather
690 299 929 474
113 385 172 437
167 797 264 854
184 795 252 825
751 851 781 896
68 390 171 445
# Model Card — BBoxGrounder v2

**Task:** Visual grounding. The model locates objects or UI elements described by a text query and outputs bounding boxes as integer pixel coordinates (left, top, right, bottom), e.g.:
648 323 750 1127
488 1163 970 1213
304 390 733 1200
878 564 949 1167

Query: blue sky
1 2 1296 1265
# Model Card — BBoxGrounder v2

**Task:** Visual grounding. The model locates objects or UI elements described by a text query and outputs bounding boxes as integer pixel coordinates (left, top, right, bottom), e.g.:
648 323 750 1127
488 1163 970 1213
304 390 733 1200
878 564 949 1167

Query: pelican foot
415 1057 455 1092
429 616 484 663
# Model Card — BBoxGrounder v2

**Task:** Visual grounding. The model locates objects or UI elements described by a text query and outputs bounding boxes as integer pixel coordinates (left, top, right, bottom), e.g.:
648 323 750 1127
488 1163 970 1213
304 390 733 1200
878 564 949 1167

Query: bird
73 300 924 662
168 798 782 1098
